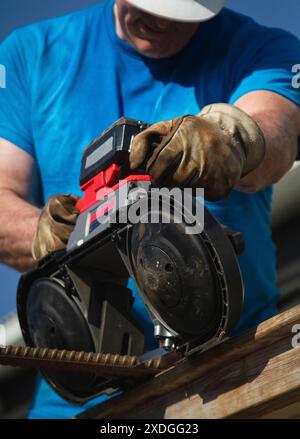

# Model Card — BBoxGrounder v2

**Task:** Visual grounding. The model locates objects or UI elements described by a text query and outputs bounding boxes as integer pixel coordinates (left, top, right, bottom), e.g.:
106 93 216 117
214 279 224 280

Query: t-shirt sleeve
0 31 35 156
228 26 300 108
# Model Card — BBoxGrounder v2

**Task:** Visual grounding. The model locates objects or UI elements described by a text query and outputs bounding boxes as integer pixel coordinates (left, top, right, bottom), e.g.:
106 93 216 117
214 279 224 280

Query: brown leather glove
32 194 80 261
130 104 266 200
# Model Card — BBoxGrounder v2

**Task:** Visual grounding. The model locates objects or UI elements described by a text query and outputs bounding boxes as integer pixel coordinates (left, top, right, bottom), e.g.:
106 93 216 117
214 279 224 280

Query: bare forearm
234 92 300 192
236 111 298 192
0 189 40 271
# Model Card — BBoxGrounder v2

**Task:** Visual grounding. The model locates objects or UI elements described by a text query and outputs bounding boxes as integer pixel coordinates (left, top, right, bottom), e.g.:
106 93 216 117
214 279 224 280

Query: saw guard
122 192 244 351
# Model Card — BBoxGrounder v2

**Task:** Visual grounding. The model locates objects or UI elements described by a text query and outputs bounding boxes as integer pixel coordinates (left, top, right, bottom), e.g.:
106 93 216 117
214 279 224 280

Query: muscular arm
0 138 41 272
234 90 300 192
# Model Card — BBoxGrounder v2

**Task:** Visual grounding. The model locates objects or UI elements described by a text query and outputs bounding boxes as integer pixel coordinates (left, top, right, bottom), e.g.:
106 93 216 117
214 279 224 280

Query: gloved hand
130 104 266 200
32 194 80 261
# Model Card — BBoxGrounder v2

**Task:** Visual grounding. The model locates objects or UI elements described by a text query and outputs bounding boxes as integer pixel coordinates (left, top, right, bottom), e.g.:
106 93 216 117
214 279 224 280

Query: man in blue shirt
0 0 299 419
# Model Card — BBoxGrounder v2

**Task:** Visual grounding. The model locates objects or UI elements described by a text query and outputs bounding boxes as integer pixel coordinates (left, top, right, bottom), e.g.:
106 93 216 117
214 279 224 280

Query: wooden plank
260 401 300 419
133 339 300 419
77 305 300 419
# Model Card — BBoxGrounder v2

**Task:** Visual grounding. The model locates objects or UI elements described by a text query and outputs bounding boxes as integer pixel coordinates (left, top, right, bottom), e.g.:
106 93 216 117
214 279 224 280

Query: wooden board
77 304 300 419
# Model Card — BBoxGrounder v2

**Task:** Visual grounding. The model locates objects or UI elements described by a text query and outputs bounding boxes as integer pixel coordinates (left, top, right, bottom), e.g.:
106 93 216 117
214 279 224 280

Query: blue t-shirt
0 0 299 419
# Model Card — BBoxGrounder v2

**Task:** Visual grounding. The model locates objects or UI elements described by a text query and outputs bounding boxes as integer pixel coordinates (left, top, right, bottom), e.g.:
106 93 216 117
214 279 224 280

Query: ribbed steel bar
0 345 166 378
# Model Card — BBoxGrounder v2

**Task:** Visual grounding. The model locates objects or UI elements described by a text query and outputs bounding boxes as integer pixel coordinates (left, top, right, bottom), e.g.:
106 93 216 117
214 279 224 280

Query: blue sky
0 0 299 317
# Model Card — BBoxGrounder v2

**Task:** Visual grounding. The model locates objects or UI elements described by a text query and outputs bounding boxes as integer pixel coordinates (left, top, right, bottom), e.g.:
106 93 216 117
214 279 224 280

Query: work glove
32 194 80 261
130 103 266 200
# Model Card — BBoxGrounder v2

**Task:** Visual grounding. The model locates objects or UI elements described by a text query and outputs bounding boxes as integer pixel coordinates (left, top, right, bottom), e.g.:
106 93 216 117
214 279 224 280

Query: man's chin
130 39 173 59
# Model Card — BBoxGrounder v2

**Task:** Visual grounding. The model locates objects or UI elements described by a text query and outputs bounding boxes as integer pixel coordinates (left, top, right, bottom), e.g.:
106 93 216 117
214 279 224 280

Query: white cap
126 0 226 23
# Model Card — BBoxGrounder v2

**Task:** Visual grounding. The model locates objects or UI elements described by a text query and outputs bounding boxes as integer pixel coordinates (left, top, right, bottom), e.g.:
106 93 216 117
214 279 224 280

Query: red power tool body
68 117 151 250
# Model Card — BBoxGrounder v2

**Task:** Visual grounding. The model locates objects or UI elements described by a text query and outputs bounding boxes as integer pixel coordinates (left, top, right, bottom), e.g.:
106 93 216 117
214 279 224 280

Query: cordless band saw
15 117 244 404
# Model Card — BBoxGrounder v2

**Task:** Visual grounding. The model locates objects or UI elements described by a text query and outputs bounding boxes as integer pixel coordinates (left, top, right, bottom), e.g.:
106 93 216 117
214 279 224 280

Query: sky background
0 0 299 317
